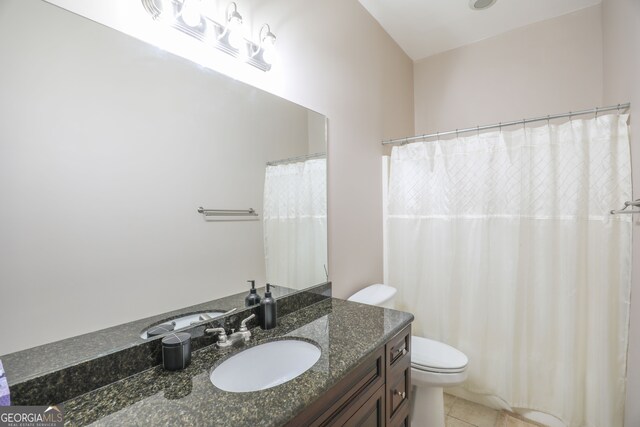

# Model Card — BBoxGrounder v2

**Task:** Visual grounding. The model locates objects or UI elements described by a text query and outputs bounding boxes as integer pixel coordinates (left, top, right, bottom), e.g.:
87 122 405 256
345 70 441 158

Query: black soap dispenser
260 283 277 330
245 280 261 307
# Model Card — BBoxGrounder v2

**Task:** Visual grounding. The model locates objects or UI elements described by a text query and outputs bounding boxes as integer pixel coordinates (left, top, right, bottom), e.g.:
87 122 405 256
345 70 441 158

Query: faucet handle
205 327 228 343
239 314 256 332
205 327 233 348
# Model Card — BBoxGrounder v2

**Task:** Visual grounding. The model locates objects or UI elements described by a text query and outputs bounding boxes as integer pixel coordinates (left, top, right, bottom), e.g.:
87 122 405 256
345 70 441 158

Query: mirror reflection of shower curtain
263 158 327 289
386 115 632 427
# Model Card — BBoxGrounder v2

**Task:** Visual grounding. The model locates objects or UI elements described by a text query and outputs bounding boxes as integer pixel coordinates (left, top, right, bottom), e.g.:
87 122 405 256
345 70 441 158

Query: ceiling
358 0 602 61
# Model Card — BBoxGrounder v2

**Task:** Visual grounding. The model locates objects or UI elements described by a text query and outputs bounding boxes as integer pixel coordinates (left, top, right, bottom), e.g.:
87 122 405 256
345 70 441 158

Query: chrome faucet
205 314 256 348
234 314 256 341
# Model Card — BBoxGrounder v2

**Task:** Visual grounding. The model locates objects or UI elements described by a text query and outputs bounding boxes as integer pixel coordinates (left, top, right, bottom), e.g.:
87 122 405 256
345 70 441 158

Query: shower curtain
263 158 327 289
386 114 632 427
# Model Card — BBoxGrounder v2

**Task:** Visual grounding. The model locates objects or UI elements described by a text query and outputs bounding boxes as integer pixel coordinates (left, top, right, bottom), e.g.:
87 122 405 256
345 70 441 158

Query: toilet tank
347 284 397 309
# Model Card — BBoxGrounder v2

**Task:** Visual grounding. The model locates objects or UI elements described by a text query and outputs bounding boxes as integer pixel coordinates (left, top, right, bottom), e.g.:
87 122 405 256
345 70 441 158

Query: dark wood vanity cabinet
287 325 412 427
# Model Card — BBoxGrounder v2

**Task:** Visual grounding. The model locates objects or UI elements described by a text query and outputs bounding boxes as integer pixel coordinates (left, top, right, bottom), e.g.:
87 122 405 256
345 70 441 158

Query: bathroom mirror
0 0 327 356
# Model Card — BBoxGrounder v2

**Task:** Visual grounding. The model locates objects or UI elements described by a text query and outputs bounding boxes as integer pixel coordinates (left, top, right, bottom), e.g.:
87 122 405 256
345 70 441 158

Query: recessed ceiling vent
469 0 497 10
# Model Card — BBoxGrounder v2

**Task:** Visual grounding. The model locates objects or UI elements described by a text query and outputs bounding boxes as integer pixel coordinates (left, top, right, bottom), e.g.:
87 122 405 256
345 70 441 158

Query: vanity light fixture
158 0 177 22
179 0 203 27
141 0 275 71
222 2 245 51
252 24 277 65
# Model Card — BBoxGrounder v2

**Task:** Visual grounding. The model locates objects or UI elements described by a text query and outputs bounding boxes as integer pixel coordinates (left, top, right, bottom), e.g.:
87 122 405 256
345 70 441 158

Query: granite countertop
1 284 313 388
63 298 413 426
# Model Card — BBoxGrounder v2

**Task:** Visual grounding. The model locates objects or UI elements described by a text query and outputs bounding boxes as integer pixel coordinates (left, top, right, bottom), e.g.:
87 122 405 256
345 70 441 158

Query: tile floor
444 394 546 427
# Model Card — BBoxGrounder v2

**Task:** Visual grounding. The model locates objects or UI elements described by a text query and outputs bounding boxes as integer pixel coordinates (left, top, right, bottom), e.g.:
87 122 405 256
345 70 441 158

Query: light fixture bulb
255 24 277 65
261 32 276 65
159 0 176 21
180 0 202 27
224 3 245 50
227 20 245 50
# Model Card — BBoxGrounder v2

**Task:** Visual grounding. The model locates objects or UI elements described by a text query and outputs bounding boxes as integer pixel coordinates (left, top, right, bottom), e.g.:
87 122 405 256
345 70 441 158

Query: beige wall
413 5 603 135
37 0 415 300
602 1 640 426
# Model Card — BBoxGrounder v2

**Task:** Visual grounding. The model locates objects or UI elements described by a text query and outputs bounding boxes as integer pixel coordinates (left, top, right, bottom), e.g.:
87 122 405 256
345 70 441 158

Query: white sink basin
210 340 321 392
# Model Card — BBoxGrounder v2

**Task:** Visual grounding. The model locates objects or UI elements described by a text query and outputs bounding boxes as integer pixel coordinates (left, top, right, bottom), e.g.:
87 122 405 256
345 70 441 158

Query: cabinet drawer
388 366 410 419
386 325 411 369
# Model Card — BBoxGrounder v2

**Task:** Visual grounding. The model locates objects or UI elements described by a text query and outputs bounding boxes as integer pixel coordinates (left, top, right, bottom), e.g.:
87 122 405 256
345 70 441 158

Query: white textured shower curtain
263 158 327 289
386 115 632 427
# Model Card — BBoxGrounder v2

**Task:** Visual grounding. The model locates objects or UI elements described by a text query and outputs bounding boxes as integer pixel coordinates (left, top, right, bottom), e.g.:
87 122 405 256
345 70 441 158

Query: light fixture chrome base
141 0 272 71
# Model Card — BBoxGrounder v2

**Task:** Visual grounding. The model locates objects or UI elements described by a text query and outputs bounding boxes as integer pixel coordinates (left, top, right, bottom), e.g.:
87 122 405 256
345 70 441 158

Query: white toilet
348 284 468 427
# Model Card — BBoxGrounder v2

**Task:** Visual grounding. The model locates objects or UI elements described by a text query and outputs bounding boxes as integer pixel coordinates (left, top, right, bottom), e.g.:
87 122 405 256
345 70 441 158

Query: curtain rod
266 152 326 166
382 102 631 146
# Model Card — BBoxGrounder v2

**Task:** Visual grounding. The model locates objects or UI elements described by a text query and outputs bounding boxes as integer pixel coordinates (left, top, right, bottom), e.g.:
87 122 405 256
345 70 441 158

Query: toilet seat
411 336 468 374
412 363 466 374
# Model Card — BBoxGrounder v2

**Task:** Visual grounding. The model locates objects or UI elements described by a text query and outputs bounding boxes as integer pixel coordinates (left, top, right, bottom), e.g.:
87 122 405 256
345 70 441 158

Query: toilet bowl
347 284 468 427
410 336 468 427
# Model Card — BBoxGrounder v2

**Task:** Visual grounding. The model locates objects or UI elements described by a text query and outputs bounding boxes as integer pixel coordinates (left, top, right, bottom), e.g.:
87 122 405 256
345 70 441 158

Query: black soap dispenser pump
260 283 277 330
245 280 261 307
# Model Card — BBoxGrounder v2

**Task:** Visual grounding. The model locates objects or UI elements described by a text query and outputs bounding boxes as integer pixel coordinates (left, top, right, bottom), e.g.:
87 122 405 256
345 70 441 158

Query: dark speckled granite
2 282 331 406
62 298 413 426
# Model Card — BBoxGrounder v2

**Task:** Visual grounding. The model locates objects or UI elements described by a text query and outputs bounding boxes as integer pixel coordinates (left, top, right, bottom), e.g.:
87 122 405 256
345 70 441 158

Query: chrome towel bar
197 207 259 217
198 206 259 221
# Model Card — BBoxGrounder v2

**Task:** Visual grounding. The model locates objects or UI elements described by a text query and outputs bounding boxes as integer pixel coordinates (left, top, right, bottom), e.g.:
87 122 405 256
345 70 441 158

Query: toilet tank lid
347 284 397 305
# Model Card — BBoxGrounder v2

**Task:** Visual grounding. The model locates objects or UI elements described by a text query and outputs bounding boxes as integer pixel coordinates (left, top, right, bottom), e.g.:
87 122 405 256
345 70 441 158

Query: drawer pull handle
393 389 406 400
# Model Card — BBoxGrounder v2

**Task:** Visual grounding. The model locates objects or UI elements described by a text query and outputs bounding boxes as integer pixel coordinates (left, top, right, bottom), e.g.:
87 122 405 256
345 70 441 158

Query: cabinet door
287 348 385 427
388 366 410 418
343 385 385 427
388 396 410 427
